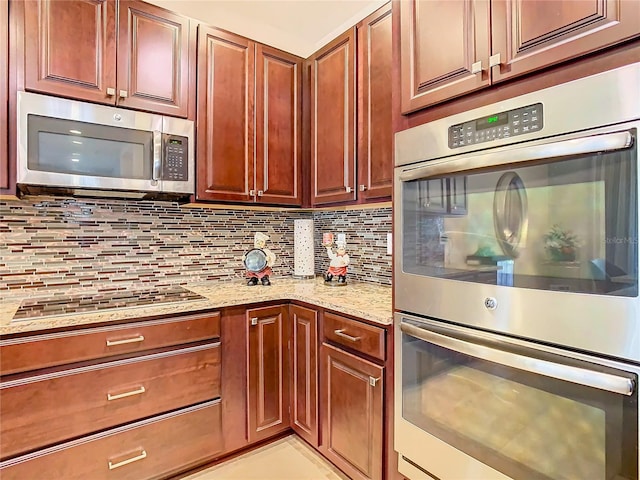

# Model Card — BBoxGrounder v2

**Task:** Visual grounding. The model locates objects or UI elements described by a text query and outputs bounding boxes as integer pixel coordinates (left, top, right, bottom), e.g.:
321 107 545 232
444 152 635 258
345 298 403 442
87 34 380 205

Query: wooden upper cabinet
490 0 640 83
310 29 356 205
1 0 8 190
400 0 640 113
255 45 302 205
117 1 194 117
357 4 393 200
23 0 117 104
247 305 290 443
400 0 490 113
22 0 194 117
196 27 255 202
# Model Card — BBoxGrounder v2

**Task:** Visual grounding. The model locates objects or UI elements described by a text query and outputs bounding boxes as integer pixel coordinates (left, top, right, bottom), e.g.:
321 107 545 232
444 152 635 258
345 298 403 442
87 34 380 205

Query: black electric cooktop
12 286 206 321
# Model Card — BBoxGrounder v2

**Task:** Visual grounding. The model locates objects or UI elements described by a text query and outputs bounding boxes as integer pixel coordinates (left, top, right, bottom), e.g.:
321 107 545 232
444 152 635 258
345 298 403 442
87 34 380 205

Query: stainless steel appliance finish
394 63 640 363
395 313 639 480
394 63 640 480
17 92 195 196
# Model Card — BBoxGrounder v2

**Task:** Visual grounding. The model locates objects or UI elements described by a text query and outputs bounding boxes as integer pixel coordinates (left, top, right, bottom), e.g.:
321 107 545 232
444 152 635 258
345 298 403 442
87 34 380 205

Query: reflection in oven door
395 315 639 480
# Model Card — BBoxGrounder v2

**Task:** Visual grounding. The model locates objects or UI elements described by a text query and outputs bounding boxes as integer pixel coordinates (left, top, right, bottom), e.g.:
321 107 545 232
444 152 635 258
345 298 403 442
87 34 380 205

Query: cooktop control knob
484 297 498 310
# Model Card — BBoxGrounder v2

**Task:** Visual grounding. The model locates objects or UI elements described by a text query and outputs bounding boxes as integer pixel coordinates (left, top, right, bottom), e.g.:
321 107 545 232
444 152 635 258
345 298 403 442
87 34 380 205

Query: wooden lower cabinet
0 400 222 480
320 343 384 480
247 305 291 443
0 343 220 459
290 305 319 447
0 312 221 376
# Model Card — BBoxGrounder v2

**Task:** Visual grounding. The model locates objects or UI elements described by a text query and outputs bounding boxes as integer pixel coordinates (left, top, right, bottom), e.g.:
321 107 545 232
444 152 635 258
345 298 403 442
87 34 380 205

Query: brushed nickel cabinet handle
257 190 264 197
249 189 257 197
106 335 144 347
108 449 147 470
334 329 361 342
119 89 128 98
359 184 367 192
250 317 258 326
489 53 501 68
106 87 116 96
369 376 380 387
107 386 146 401
471 60 482 74
345 186 352 193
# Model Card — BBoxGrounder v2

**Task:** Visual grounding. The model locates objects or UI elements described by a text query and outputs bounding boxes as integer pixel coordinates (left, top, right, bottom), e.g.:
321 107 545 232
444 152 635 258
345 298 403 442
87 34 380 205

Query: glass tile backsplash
0 197 392 298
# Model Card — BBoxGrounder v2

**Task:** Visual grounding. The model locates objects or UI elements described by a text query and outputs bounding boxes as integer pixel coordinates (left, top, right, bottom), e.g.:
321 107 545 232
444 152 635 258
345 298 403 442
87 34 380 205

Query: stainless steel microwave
17 92 195 198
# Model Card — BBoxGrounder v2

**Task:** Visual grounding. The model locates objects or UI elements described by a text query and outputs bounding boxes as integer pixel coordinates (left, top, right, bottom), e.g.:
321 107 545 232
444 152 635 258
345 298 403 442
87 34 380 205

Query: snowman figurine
324 240 350 284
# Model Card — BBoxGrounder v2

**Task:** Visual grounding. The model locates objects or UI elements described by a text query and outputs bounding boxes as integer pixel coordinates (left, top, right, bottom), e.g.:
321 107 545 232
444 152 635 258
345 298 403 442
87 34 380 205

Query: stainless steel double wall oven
394 63 640 480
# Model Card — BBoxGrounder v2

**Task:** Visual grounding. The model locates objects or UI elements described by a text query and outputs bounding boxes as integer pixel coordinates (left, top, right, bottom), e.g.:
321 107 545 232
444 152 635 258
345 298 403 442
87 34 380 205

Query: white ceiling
146 0 388 58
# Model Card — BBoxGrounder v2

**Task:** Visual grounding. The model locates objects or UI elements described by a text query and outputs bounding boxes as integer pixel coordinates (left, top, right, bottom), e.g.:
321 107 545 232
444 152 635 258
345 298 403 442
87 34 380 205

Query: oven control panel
448 103 543 149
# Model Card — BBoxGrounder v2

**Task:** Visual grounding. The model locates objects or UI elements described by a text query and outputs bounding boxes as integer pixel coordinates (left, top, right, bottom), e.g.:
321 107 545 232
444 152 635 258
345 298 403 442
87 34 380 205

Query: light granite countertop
0 277 392 335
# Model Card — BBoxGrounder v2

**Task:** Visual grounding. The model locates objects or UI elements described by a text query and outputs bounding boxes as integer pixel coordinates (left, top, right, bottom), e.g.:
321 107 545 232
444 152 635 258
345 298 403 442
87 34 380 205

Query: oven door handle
400 322 635 396
398 131 633 182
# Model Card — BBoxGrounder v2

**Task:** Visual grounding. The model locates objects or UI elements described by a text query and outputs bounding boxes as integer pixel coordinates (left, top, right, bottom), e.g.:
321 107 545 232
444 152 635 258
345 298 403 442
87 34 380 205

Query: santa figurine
324 240 350 284
244 232 276 286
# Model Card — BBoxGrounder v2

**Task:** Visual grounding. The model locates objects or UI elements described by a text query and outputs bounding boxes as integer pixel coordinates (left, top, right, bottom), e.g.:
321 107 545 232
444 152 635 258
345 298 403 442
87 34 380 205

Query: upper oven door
394 122 640 362
17 91 163 193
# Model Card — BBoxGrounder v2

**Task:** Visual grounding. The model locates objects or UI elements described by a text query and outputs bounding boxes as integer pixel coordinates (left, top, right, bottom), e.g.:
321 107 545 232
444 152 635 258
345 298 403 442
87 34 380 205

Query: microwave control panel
162 134 189 181
448 103 543 149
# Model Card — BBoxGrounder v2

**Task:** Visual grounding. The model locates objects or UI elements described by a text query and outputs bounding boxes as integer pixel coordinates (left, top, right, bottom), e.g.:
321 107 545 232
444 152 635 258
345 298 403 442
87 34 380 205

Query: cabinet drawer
0 312 220 375
323 312 385 361
0 400 222 480
0 343 220 460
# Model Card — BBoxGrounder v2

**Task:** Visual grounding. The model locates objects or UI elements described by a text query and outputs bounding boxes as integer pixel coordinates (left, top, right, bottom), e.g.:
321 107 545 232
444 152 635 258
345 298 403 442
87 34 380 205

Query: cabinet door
196 27 255 202
247 305 290 443
357 4 393 200
255 45 302 205
400 0 490 113
23 0 117 104
117 1 194 118
448 176 467 215
491 0 640 83
310 29 356 205
320 343 383 480
0 0 7 190
289 305 318 447
419 178 447 214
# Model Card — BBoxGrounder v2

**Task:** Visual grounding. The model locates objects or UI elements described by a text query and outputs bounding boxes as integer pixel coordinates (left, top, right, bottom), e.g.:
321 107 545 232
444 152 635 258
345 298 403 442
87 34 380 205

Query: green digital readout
476 112 508 130
169 139 183 145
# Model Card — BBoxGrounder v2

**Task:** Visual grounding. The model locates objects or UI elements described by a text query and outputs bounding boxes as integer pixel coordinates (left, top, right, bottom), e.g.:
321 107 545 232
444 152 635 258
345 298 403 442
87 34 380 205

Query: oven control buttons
484 297 498 310
448 103 543 148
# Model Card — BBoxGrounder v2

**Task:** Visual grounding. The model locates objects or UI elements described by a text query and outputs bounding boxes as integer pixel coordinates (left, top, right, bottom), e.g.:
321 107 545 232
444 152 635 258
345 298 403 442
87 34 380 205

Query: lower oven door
394 312 639 480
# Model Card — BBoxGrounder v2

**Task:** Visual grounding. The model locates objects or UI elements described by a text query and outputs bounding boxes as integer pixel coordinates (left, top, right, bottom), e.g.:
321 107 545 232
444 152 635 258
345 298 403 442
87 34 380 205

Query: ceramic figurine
243 232 276 286
324 239 350 284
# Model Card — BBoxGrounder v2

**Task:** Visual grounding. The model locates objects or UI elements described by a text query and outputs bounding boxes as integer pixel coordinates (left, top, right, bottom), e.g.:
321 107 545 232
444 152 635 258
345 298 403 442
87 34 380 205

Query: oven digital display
169 139 183 145
476 112 508 130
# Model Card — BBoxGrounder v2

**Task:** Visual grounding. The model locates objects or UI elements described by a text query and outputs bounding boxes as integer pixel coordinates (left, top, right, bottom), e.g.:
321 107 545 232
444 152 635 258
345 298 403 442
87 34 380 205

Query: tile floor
180 435 350 480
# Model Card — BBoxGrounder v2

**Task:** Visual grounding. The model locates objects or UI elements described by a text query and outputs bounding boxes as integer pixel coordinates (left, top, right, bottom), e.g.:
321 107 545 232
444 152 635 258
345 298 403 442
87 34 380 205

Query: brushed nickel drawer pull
106 335 145 347
107 386 146 401
334 329 361 342
108 449 147 470
369 376 380 387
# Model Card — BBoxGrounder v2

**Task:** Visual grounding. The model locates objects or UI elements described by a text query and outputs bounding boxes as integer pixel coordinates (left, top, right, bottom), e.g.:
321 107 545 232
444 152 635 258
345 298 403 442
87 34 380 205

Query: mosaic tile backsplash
0 197 392 298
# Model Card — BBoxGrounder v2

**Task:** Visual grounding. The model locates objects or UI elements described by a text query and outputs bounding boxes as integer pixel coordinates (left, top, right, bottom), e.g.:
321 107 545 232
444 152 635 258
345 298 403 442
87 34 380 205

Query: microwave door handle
152 130 162 181
400 321 635 396
399 131 633 182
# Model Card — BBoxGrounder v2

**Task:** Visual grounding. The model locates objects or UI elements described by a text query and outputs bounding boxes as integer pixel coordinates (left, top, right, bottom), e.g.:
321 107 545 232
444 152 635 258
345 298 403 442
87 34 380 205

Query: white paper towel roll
294 219 315 278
